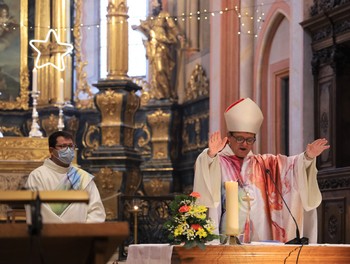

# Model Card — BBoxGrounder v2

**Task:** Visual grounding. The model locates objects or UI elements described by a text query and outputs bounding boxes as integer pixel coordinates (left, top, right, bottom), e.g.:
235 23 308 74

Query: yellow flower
188 205 207 220
186 228 195 240
196 228 208 238
174 222 188 237
204 221 215 234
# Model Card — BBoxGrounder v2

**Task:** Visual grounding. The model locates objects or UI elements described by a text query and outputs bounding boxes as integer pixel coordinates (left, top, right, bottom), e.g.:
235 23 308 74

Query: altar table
127 243 350 264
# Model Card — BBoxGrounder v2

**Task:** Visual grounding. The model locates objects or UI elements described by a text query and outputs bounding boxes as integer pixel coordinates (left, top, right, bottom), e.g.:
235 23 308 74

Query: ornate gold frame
0 0 29 110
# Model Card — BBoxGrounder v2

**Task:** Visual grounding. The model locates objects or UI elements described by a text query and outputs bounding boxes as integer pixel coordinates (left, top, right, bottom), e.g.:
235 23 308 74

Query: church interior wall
0 0 348 246
289 1 312 156
265 17 290 154
301 27 315 148
254 1 291 155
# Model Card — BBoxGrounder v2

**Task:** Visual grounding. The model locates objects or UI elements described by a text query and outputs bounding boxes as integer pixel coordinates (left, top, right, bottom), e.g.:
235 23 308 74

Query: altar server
25 131 106 223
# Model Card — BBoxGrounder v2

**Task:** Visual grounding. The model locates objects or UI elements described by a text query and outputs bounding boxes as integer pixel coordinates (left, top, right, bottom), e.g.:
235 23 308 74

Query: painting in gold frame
0 0 29 110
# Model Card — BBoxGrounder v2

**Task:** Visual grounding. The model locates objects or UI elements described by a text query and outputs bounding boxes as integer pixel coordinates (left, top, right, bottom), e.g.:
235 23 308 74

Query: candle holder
57 102 65 131
29 91 43 138
129 198 142 244
227 235 241 245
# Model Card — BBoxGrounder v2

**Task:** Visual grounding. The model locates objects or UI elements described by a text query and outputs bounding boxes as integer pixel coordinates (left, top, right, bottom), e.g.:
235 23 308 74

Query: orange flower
190 192 201 198
179 205 190 213
191 224 202 230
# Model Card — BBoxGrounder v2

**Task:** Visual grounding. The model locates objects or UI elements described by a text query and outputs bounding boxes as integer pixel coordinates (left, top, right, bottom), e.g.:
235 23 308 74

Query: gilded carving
94 167 123 220
0 150 45 161
73 0 94 109
132 78 151 106
66 115 79 135
185 64 209 101
103 127 120 146
182 113 209 153
147 109 170 159
107 1 128 14
140 91 151 106
96 167 122 192
144 178 170 196
95 89 123 146
41 114 59 137
135 123 151 154
0 127 23 137
125 91 139 126
0 174 29 219
124 91 140 147
96 89 123 124
124 167 142 195
82 123 100 151
0 137 48 161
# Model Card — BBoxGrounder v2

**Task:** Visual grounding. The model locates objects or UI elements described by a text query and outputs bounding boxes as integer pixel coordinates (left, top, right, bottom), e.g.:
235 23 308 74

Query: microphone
265 169 308 245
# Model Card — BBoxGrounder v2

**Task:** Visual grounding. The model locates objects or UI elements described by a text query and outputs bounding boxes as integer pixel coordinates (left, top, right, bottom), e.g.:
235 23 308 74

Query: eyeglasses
230 134 256 145
55 144 77 150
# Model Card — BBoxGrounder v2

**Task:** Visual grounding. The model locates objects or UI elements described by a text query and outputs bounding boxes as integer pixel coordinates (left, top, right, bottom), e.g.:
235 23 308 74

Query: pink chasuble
219 154 294 242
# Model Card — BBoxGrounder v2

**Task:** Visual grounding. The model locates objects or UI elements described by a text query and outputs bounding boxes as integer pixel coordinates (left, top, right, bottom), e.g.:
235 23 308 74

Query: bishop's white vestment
193 145 322 243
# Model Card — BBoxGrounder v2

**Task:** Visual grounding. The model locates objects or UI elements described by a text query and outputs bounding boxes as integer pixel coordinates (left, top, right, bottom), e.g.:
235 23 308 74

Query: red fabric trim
225 98 245 112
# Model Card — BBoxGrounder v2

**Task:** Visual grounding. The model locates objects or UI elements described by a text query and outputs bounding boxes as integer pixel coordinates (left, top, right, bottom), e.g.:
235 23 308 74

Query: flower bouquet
164 192 219 250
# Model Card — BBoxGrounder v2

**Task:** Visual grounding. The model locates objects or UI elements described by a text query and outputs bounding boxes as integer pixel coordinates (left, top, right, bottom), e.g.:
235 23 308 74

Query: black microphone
265 169 308 245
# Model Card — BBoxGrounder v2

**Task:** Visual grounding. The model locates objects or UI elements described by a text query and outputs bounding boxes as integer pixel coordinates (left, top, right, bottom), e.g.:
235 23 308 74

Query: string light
5 4 265 37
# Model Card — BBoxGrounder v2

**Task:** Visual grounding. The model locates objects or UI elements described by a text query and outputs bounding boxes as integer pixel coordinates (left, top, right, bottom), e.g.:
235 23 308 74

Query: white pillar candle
32 68 37 93
58 78 64 104
225 181 239 235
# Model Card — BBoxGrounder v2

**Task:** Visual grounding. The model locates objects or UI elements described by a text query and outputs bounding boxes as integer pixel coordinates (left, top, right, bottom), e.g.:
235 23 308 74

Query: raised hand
207 131 228 158
305 138 330 159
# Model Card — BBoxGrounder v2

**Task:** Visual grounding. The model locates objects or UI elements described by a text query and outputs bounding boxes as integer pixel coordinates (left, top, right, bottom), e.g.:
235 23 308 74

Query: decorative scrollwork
0 126 23 137
182 112 209 153
185 64 209 101
73 0 95 109
81 123 100 158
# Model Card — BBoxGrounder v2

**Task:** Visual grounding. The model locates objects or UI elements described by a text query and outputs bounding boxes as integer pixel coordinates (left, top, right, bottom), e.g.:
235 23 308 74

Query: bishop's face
227 132 256 158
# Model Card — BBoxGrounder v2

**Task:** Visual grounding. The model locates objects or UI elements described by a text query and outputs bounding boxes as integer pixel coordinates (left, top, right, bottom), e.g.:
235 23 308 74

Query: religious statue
133 10 184 100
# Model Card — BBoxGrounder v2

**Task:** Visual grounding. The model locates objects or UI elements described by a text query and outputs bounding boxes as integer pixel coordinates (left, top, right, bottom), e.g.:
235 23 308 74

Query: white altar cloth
126 244 173 264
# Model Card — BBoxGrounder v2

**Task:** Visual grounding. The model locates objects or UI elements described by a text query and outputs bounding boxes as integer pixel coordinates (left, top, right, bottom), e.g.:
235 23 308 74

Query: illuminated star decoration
29 29 74 71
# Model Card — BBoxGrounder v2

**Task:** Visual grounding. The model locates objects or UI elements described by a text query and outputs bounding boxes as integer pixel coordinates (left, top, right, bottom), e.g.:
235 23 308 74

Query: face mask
57 147 75 165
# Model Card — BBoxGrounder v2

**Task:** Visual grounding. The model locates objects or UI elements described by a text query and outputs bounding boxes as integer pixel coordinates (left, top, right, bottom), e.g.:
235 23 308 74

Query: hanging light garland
4 3 266 37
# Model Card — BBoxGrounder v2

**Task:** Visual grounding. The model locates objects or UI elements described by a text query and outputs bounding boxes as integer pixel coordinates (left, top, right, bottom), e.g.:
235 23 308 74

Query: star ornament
29 29 74 71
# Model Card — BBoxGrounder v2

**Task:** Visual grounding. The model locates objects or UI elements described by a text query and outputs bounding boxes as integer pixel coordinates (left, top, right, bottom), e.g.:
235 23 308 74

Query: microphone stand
265 169 309 245
28 191 43 236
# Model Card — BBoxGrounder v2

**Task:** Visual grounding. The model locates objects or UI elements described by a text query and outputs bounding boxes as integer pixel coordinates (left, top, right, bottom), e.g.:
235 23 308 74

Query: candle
58 78 64 104
225 181 239 235
32 68 37 93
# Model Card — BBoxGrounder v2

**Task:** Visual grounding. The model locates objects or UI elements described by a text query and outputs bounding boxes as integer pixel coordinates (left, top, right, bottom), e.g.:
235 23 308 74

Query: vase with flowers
164 192 219 250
